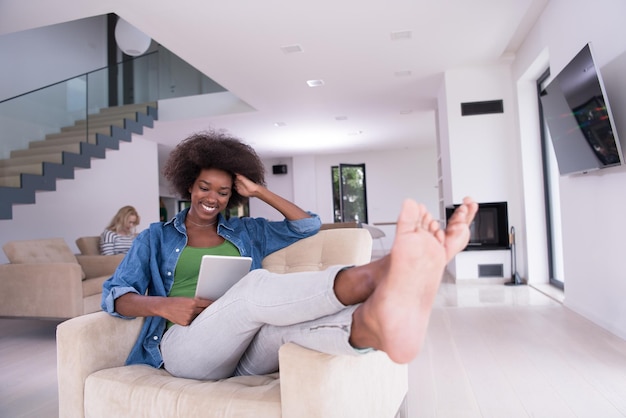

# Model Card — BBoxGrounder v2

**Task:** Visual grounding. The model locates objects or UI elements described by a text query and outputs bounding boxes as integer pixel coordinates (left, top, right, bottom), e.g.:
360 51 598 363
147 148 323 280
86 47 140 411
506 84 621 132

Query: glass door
331 163 368 224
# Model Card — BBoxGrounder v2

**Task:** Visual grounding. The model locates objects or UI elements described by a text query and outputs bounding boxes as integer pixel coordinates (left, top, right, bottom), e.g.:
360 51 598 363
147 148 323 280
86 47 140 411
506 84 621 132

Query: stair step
30 132 98 147
73 111 141 126
0 163 43 176
12 143 82 158
60 124 115 135
0 152 64 167
98 103 157 116
0 175 22 188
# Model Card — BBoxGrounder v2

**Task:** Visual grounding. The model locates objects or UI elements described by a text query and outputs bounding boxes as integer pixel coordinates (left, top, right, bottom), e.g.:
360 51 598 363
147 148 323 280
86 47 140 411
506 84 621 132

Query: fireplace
445 201 509 251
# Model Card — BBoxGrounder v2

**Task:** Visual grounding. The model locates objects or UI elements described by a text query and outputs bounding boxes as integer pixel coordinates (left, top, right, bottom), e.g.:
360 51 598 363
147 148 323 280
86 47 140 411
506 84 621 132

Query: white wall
250 157 295 221
513 0 626 339
0 136 160 263
0 16 107 101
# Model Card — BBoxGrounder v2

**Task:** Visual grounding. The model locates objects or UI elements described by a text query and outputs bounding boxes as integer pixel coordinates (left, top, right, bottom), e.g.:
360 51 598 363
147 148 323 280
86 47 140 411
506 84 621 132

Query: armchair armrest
57 311 144 418
0 263 84 318
279 342 408 418
75 254 124 279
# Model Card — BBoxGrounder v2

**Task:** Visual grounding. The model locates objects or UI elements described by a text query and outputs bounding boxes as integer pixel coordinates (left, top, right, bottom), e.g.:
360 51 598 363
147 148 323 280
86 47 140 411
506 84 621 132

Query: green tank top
167 240 240 329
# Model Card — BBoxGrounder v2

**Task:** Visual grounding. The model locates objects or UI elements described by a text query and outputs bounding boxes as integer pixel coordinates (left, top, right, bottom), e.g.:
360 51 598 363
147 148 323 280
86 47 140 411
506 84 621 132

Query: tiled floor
1 280 625 417
0 318 60 418
408 279 626 417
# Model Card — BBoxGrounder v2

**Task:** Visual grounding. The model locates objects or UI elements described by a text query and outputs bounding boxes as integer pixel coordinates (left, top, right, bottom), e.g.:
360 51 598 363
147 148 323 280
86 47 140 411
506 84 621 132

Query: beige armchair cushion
262 228 372 273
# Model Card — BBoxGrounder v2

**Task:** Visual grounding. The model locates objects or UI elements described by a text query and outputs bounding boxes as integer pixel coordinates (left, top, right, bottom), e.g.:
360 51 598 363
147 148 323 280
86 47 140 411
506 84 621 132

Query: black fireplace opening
445 201 509 251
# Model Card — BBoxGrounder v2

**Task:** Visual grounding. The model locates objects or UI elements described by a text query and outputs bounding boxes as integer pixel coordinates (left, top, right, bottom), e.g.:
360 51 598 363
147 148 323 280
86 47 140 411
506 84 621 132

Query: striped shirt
100 230 136 255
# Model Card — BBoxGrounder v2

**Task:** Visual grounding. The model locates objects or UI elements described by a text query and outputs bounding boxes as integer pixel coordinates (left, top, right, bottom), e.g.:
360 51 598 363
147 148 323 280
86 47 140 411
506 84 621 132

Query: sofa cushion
3 238 79 265
84 365 281 418
76 236 102 256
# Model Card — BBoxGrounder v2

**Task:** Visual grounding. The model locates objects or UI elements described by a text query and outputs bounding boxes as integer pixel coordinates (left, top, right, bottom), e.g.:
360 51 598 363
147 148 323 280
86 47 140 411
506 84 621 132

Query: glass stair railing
0 46 225 219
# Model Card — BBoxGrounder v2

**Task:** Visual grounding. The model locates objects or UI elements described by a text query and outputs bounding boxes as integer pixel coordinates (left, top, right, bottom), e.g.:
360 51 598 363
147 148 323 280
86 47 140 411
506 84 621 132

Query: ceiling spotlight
394 70 412 77
348 130 363 136
306 79 325 87
335 116 348 121
274 122 286 127
390 30 412 41
400 109 413 115
280 44 303 54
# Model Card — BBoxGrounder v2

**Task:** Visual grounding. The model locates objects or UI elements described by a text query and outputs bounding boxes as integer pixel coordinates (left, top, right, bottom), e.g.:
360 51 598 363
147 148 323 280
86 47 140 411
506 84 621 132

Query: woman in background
100 205 140 255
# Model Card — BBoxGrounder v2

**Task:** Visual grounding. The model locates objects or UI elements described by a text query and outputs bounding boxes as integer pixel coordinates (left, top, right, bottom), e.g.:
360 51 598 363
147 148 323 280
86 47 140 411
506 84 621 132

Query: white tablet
194 255 253 300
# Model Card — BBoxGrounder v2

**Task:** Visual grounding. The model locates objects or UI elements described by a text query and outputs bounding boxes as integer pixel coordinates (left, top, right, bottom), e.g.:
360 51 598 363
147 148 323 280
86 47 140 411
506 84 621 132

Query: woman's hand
115 293 212 326
233 174 262 198
159 297 212 326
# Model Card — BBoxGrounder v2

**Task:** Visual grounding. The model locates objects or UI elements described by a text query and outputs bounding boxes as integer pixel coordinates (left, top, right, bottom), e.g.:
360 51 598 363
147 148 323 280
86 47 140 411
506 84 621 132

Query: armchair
0 237 123 319
57 229 408 417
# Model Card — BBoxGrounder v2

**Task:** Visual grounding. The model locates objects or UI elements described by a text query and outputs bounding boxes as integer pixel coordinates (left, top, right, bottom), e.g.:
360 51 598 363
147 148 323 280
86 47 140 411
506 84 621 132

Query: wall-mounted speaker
272 164 288 175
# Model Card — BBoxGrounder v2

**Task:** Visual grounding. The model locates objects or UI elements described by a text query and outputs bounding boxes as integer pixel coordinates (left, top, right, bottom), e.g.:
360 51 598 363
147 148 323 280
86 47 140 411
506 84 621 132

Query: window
538 69 565 290
331 163 368 224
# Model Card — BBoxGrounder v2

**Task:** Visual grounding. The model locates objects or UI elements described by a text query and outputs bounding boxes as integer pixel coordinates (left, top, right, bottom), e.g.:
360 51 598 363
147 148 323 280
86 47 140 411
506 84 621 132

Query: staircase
0 103 158 220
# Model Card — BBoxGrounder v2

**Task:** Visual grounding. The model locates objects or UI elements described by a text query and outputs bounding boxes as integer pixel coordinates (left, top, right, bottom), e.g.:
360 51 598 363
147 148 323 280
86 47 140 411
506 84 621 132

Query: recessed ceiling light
274 122 286 127
347 130 363 136
400 109 413 115
390 30 412 41
280 44 303 54
394 70 412 77
335 116 348 121
306 79 325 87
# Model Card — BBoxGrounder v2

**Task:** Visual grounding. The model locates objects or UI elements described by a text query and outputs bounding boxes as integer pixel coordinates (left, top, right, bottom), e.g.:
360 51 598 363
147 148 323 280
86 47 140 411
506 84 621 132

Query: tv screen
539 43 623 176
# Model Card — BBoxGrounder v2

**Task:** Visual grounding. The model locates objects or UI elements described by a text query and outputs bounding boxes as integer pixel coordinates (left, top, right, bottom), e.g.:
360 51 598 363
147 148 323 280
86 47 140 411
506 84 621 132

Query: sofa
0 237 123 319
57 229 408 418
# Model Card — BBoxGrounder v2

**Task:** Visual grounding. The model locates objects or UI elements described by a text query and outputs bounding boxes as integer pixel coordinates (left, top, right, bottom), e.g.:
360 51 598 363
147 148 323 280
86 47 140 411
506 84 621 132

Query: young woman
102 129 478 380
99 205 140 255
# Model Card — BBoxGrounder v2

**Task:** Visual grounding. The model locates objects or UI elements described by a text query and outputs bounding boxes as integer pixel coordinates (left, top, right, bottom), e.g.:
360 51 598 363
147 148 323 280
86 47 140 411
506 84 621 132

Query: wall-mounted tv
539 43 623 176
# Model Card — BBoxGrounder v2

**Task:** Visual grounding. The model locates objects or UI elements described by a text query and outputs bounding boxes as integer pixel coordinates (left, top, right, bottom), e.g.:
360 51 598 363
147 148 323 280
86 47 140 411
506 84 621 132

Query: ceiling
0 0 548 158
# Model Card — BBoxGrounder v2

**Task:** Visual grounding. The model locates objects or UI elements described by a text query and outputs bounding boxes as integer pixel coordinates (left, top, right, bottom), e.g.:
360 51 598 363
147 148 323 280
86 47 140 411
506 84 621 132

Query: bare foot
349 199 447 364
334 201 444 305
333 199 455 306
348 197 478 362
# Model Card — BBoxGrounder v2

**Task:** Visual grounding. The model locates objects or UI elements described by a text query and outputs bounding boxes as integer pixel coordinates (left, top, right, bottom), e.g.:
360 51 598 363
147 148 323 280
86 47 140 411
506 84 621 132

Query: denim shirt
101 208 321 368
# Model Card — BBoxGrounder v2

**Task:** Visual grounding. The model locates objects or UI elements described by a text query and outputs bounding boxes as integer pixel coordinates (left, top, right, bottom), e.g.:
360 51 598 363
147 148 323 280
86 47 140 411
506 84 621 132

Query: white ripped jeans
160 265 362 380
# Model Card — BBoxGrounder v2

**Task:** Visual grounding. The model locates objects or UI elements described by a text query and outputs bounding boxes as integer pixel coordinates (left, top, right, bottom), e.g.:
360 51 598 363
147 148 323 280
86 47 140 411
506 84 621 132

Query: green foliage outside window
331 164 368 224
